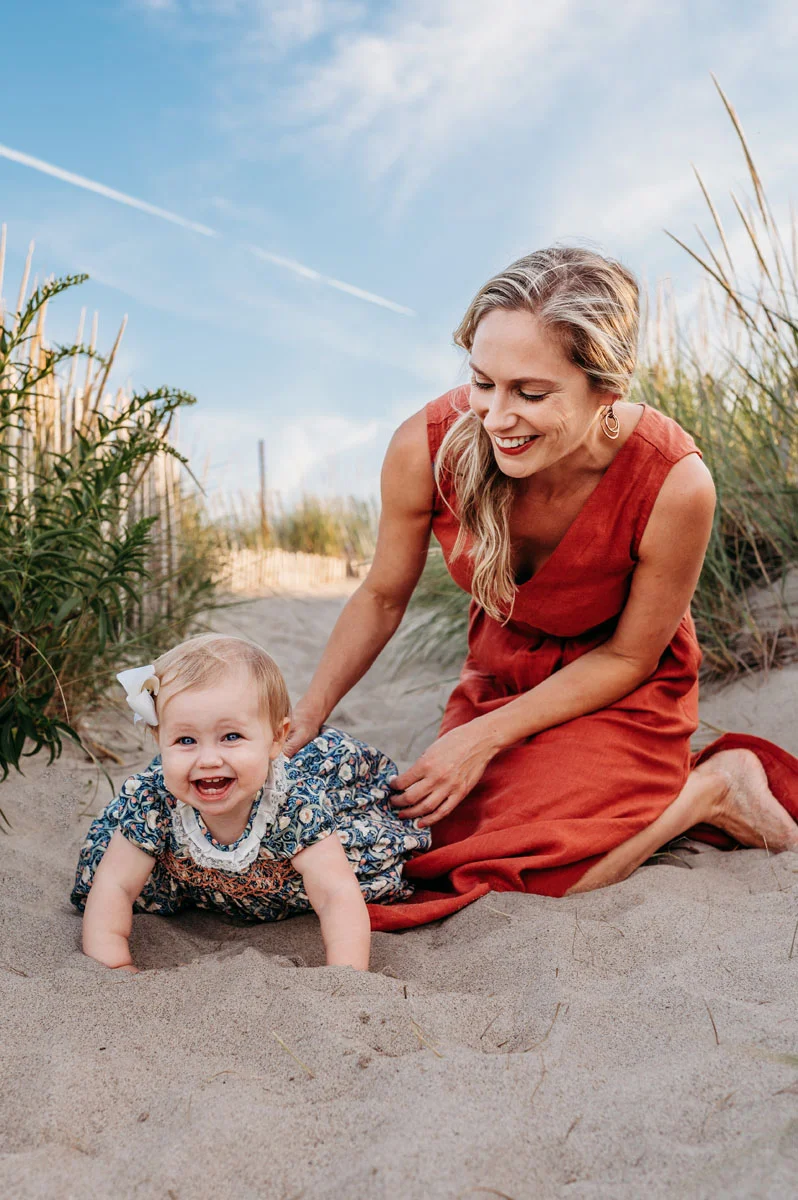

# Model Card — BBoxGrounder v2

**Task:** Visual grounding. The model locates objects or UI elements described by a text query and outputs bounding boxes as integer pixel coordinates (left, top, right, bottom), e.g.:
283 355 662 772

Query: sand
2 589 798 1199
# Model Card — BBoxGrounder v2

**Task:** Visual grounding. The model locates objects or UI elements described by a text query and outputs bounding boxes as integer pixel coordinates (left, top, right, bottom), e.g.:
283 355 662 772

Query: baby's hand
112 963 139 974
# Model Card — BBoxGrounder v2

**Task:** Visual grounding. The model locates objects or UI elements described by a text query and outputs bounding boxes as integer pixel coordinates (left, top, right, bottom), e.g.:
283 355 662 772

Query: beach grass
647 78 798 675
210 490 379 568
0 242 219 777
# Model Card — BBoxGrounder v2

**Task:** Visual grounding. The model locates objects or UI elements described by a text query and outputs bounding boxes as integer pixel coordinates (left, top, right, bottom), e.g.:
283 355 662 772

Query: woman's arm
82 831 155 970
392 454 717 824
293 835 371 969
285 409 435 755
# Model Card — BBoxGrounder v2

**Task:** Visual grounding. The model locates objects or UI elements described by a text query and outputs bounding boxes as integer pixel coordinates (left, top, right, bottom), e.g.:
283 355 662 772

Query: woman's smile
493 433 540 456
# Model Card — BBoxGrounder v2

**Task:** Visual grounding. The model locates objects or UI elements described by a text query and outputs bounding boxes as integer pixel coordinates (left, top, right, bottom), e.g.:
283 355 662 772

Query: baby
71 633 429 971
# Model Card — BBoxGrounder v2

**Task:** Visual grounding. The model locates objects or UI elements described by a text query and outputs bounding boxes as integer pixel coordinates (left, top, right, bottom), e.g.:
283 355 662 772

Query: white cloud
546 42 798 261
281 0 649 202
183 407 384 500
200 0 798 253
263 0 364 52
138 0 364 52
268 412 380 494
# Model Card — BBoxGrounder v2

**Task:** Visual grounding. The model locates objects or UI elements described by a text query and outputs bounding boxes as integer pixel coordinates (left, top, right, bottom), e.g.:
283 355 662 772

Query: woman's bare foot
695 749 798 852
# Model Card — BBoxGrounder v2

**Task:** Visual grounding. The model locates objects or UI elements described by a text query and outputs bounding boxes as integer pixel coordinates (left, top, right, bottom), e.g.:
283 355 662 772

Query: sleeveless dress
367 388 798 932
71 728 430 921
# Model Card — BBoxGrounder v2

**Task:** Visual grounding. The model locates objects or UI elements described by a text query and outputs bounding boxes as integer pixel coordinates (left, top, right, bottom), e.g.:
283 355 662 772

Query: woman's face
468 308 609 480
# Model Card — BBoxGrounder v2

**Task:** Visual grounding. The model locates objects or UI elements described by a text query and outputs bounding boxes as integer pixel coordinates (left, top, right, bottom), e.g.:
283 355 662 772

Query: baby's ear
272 716 291 754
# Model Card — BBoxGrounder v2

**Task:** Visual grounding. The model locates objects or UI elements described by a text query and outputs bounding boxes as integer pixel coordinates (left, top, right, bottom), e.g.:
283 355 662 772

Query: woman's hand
284 704 324 759
389 722 498 827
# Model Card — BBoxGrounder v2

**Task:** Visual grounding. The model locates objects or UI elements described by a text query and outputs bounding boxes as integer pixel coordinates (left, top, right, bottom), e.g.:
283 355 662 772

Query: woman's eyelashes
471 377 547 401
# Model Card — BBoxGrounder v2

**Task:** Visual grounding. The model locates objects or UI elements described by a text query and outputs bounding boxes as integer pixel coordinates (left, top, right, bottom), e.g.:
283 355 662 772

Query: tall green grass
0 252 219 780
273 494 378 563
402 82 798 680
649 79 798 675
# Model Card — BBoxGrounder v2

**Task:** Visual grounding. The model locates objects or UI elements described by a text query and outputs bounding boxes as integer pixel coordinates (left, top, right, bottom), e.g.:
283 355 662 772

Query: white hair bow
116 665 160 727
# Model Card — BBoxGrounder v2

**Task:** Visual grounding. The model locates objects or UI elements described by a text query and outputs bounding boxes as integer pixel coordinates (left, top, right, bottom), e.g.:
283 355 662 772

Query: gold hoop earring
601 404 620 440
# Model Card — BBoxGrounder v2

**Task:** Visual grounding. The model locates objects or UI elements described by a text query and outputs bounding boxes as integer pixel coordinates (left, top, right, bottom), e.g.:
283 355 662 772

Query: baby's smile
191 775 236 803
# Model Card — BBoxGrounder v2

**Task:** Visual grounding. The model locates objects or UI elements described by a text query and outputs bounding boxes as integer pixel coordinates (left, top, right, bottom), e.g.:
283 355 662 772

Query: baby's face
156 665 288 831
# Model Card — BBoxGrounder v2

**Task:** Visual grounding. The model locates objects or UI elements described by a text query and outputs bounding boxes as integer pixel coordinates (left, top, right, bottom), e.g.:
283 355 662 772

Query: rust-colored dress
368 388 798 932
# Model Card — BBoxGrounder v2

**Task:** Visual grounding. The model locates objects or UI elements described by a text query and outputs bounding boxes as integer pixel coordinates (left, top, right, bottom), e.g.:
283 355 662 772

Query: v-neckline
512 404 649 589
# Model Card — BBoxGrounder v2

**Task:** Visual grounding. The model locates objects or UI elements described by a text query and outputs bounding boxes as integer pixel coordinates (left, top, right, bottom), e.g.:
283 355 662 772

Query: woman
285 247 798 930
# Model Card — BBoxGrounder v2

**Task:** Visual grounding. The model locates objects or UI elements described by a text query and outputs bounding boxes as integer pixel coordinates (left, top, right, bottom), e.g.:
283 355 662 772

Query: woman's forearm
295 581 409 722
476 643 655 753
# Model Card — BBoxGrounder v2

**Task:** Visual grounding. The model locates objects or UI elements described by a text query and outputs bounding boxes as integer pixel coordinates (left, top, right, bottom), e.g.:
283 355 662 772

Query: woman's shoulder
384 386 469 479
425 385 470 460
624 405 711 557
426 384 470 427
634 404 702 465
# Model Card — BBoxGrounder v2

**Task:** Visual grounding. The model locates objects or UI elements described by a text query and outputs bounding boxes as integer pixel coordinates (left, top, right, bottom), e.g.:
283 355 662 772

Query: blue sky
1 0 797 504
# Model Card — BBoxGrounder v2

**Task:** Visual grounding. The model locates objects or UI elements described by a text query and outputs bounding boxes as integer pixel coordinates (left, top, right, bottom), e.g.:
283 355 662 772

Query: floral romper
71 728 430 921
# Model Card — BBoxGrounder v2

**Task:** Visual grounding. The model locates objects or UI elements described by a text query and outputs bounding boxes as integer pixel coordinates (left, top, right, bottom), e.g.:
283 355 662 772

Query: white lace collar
170 755 288 873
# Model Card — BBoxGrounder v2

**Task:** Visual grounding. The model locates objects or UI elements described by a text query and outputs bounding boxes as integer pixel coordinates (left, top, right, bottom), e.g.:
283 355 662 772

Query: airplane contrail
0 143 217 237
244 245 415 316
0 142 415 316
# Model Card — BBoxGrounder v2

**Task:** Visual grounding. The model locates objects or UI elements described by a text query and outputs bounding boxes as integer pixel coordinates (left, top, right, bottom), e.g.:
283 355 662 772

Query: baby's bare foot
696 749 798 852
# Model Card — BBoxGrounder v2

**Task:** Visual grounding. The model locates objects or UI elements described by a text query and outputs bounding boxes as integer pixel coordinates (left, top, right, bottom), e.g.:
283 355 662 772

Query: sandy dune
2 589 798 1199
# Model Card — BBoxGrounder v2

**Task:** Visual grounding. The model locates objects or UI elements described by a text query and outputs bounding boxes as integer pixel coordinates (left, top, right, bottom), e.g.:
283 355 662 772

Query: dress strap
629 407 702 558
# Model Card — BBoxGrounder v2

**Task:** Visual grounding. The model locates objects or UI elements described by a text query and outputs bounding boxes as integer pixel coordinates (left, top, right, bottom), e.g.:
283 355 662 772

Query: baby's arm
82 831 155 971
292 834 370 970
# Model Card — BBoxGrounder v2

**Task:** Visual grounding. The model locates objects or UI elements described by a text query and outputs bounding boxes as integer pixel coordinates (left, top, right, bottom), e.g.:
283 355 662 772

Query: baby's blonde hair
153 634 291 728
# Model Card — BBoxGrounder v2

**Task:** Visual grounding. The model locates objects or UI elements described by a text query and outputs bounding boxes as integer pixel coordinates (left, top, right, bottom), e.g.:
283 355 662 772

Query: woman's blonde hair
437 246 640 620
153 634 291 728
